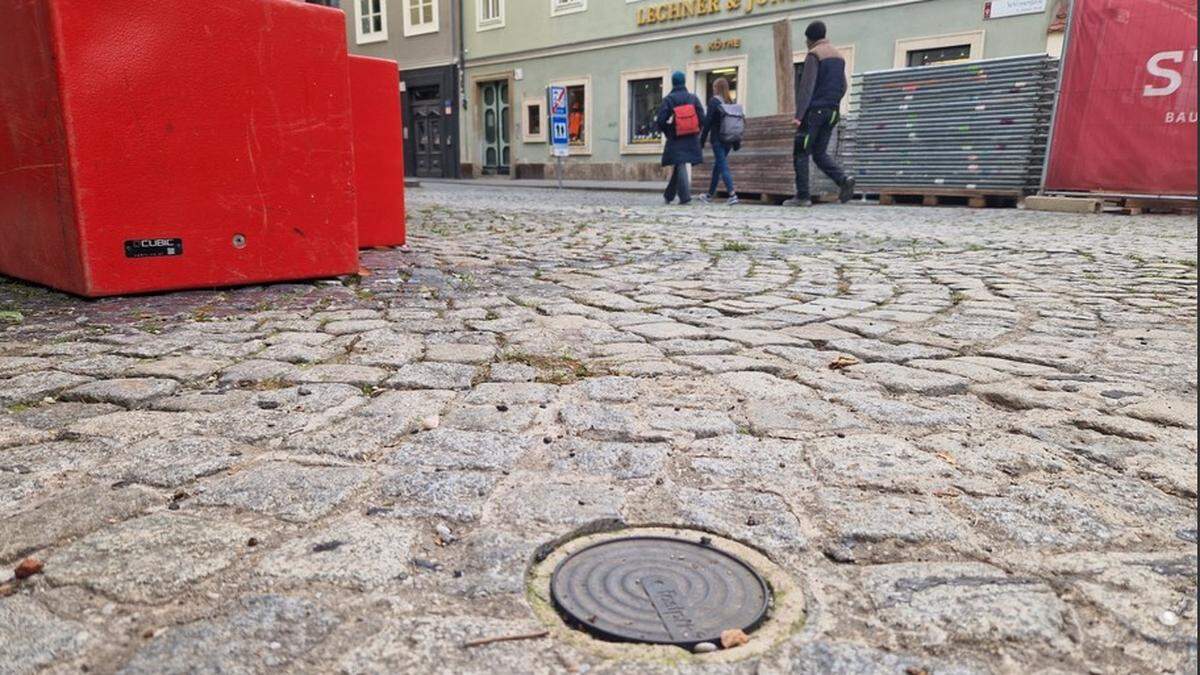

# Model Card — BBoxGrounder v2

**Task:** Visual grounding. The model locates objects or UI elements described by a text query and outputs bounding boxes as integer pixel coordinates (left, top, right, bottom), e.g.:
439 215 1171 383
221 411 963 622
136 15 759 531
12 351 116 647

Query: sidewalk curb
417 178 662 194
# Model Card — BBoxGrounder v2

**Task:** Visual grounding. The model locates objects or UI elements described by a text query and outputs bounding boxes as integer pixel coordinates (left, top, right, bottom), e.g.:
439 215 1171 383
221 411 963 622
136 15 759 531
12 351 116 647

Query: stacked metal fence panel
841 55 1059 195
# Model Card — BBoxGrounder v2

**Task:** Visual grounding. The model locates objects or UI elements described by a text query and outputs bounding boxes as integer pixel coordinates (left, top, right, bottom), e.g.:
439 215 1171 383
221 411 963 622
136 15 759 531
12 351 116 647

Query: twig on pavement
461 630 551 649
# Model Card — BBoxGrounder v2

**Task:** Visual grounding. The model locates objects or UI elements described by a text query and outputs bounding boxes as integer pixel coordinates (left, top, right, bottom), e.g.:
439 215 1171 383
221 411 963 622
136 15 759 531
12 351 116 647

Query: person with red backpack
655 71 705 205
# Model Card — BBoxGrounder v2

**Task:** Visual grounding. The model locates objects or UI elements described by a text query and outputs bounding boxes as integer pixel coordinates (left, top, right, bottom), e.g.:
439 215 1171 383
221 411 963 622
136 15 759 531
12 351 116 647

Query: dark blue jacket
700 96 740 151
796 39 848 119
655 86 705 167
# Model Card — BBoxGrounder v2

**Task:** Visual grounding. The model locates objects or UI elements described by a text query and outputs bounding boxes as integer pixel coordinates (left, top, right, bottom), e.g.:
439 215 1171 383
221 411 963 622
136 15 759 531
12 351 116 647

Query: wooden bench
722 114 844 203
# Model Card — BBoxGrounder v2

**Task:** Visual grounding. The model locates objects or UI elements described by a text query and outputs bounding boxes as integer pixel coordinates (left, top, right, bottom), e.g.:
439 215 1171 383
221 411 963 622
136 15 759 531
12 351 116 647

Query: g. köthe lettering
1144 48 1197 123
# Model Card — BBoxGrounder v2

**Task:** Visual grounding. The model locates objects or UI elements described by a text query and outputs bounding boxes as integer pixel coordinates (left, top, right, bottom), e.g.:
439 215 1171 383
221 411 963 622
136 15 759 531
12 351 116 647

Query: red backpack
673 103 700 136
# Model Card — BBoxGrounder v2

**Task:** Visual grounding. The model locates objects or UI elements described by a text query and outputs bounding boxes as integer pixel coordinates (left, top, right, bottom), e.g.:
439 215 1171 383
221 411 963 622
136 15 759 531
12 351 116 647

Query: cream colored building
456 0 1067 179
309 0 465 178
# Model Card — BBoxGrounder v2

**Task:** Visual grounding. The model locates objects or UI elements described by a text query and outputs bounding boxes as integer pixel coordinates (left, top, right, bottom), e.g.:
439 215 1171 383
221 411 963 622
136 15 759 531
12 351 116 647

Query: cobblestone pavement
1 184 1197 674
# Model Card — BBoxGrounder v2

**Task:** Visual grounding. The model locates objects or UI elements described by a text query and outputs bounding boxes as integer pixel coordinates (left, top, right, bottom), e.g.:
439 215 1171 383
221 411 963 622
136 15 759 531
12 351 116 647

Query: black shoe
838 177 856 204
782 197 812 207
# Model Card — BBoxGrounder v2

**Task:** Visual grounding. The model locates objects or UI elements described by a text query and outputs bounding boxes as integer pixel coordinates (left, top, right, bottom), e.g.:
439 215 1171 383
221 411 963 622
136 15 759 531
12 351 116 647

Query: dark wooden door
412 101 444 178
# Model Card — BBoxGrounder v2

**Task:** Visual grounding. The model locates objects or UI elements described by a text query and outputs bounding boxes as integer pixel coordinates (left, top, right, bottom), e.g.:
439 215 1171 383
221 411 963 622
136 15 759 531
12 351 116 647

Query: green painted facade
458 0 1063 176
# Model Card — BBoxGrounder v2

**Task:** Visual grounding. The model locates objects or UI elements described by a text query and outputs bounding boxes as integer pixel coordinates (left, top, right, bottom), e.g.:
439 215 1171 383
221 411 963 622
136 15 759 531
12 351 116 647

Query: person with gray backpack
698 77 744 205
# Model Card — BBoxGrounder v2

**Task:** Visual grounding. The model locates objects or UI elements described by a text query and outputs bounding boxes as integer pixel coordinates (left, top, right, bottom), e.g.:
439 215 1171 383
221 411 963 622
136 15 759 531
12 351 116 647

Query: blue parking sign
549 85 569 158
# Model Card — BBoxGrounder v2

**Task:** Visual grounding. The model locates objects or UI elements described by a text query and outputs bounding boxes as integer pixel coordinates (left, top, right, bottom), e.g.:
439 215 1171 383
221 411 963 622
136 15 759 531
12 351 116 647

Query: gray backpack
719 103 746 145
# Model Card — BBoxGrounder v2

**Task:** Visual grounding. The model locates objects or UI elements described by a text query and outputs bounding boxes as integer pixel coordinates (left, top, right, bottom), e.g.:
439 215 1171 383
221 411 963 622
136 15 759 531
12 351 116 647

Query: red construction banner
1044 0 1197 197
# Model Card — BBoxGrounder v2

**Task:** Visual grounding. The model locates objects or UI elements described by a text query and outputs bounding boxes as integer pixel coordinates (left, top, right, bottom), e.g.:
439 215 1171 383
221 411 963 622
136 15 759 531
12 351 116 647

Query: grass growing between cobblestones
501 349 592 384
0 184 1196 674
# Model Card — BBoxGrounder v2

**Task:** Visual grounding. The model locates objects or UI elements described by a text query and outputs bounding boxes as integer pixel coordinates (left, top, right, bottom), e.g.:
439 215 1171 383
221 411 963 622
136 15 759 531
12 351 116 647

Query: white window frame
548 76 592 156
687 55 750 114
477 0 505 31
522 98 546 143
355 0 389 44
402 0 439 38
619 68 670 155
794 44 856 114
550 0 587 17
894 30 985 68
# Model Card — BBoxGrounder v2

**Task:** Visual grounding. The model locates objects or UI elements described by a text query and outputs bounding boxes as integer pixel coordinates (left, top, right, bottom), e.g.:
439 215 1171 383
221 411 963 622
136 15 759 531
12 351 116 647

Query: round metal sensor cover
550 536 770 647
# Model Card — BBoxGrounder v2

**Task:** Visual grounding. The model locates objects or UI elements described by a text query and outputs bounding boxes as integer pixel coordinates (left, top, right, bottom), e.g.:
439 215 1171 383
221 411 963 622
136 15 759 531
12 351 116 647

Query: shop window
620 69 667 155
402 0 439 37
550 78 590 154
699 67 739 104
355 0 388 44
893 32 983 68
522 99 545 143
551 0 586 17
478 0 504 30
907 44 971 67
687 56 748 116
567 85 586 146
628 78 664 146
528 104 542 137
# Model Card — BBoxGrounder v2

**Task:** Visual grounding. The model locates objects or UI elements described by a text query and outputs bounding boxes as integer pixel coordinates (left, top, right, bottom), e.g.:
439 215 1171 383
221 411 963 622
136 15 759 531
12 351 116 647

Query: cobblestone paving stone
0 184 1196 673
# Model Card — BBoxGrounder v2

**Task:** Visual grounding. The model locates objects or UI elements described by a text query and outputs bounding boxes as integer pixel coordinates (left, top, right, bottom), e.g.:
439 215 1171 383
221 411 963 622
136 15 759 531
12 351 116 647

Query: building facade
311 0 464 178
458 0 1066 180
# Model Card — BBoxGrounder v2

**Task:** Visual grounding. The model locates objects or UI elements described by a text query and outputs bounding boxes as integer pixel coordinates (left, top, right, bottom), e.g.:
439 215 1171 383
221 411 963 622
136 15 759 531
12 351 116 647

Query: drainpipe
456 0 468 177
456 0 467 110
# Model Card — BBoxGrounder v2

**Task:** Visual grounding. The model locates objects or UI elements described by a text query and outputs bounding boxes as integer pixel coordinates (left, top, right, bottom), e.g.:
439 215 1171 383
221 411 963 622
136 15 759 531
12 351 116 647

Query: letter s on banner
1044 0 1197 196
1144 50 1185 96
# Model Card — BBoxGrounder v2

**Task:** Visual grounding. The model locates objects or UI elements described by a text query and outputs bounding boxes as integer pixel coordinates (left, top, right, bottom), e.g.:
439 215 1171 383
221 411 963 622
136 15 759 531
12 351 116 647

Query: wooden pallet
1103 196 1198 216
876 188 1023 209
716 190 841 205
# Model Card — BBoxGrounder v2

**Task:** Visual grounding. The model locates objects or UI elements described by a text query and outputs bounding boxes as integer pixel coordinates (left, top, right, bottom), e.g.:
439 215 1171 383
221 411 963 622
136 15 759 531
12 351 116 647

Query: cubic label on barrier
124 238 183 259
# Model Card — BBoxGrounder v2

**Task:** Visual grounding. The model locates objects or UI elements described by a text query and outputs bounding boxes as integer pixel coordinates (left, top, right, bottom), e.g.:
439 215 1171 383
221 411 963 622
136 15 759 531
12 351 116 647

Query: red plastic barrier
1044 0 1198 197
0 0 360 297
349 56 407 248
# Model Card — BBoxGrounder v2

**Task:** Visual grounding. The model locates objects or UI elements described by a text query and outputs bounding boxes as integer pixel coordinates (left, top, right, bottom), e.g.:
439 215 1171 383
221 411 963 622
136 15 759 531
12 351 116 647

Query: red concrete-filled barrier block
0 0 360 297
349 55 407 249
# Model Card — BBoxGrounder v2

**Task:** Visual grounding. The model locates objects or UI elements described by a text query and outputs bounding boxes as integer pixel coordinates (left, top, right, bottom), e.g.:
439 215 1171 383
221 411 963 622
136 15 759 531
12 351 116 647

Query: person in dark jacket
698 77 740 205
785 21 856 206
655 71 704 205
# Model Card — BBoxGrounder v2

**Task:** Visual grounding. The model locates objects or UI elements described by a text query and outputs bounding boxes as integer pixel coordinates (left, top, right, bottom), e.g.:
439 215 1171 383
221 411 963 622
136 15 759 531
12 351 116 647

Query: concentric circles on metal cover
549 536 771 647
